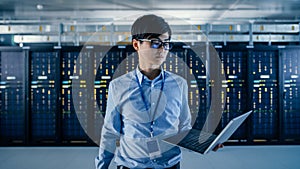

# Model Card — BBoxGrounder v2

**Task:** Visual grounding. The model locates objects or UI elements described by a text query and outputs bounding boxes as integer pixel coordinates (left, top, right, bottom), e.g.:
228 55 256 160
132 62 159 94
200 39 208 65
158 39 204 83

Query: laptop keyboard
178 129 217 154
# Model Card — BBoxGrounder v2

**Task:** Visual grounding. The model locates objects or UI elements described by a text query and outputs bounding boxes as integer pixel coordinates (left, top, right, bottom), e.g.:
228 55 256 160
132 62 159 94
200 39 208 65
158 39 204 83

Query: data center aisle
0 146 299 169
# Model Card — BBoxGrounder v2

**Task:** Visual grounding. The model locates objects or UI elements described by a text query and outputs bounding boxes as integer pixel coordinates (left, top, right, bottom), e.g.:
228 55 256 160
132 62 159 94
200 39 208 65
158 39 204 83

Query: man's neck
139 65 161 80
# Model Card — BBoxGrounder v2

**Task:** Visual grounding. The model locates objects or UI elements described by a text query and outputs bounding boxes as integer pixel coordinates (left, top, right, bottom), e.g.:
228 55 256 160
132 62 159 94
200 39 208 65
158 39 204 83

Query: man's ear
132 39 139 51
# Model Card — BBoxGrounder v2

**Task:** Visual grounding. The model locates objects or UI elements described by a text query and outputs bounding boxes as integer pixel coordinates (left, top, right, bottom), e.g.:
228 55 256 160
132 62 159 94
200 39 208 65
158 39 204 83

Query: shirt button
152 102 155 105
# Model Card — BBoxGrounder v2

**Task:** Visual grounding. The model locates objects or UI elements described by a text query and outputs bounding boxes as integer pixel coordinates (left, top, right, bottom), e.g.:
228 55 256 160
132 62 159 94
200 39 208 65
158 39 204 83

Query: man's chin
150 64 162 69
155 57 166 62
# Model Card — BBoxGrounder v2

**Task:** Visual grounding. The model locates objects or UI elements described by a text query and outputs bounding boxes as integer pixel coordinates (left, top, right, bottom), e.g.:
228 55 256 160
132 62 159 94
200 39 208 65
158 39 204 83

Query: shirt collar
135 66 165 85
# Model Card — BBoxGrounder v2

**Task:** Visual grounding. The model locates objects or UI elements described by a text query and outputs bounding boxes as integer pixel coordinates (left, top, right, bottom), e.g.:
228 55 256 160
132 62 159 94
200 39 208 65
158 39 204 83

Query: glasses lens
150 40 162 49
142 39 172 50
163 42 170 50
163 42 173 50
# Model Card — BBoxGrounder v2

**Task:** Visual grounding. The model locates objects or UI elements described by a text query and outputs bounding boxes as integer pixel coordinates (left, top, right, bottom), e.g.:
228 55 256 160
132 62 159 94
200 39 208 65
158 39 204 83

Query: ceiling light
36 4 43 10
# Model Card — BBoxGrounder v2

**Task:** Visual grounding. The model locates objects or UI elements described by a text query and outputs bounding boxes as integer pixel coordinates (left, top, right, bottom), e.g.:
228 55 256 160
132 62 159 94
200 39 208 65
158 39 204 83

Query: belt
117 162 180 169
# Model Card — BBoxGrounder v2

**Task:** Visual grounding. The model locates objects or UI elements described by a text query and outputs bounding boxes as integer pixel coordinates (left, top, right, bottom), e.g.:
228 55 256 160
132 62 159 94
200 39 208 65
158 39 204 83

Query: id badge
146 139 161 159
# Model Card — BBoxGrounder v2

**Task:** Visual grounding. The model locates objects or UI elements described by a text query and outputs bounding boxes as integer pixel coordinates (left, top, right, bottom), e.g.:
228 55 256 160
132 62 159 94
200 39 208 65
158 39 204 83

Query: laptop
164 110 252 154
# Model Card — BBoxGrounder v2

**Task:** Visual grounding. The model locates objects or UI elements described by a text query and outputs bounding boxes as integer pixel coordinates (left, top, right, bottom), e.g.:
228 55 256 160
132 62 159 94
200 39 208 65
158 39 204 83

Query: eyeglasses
138 39 173 50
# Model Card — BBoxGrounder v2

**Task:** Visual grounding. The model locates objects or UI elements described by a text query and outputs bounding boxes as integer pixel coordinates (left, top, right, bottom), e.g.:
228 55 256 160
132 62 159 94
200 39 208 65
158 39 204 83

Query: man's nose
158 44 165 50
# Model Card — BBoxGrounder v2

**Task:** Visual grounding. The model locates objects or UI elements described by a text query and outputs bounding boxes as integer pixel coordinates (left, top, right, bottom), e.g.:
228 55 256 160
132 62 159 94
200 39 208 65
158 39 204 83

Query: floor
0 146 299 169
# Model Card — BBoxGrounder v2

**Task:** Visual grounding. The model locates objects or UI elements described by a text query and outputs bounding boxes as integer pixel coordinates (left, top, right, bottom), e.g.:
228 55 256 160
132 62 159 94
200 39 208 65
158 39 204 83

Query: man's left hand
213 144 224 152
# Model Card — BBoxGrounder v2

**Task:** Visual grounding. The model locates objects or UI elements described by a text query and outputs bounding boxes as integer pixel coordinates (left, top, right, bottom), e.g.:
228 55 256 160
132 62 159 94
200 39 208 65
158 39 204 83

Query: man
95 14 221 169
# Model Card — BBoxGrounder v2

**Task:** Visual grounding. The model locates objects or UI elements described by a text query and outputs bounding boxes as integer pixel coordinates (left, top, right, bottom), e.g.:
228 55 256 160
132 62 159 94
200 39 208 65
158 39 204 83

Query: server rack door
61 47 92 144
30 49 60 143
250 48 279 142
0 48 26 144
184 46 207 131
281 47 300 141
216 47 248 141
94 46 125 145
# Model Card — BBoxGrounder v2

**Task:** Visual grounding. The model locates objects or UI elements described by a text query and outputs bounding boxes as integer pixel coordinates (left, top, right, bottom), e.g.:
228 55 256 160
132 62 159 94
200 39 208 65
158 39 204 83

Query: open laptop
164 110 252 154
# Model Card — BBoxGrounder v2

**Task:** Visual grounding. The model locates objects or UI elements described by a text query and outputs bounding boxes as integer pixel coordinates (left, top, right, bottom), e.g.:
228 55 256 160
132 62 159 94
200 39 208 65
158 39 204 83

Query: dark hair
131 14 172 41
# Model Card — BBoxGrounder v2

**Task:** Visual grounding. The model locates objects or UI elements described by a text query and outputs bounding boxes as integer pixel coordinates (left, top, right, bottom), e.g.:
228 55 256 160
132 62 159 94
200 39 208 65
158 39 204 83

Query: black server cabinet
249 47 279 142
184 45 207 130
280 47 300 141
29 47 60 144
216 46 249 141
0 47 26 144
61 47 92 144
94 45 125 144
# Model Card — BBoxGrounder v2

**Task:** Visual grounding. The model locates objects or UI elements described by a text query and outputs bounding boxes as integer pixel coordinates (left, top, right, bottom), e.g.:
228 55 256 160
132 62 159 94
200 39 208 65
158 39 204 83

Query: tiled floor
0 146 299 169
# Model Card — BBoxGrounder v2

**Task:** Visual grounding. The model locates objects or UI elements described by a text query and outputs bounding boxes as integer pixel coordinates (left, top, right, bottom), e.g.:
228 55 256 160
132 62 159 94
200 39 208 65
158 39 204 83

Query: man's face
134 32 170 68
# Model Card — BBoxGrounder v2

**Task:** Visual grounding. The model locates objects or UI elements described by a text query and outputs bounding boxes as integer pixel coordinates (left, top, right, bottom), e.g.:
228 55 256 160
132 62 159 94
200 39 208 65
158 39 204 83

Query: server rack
29 47 61 144
183 44 207 130
215 45 249 142
249 46 280 143
61 46 93 144
0 47 27 145
280 46 300 142
93 45 126 144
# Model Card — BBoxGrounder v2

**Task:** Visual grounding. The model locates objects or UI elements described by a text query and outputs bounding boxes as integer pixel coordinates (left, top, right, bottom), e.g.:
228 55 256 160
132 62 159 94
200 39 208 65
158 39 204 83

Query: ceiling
1 0 300 24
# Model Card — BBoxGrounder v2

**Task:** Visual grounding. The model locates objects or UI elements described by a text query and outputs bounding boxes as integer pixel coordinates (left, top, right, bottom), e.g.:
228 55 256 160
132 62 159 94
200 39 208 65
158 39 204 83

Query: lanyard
135 71 165 137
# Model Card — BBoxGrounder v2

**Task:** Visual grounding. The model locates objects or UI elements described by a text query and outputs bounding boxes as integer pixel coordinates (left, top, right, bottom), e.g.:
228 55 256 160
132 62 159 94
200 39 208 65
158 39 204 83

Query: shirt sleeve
178 80 192 133
95 82 121 169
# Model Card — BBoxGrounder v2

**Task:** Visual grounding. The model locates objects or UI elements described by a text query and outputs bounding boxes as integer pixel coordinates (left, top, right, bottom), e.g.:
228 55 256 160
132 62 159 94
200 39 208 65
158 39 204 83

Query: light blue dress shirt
95 67 192 169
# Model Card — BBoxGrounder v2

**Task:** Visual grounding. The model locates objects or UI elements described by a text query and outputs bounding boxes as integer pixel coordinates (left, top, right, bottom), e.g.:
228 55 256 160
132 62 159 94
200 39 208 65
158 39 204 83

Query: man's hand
212 144 224 152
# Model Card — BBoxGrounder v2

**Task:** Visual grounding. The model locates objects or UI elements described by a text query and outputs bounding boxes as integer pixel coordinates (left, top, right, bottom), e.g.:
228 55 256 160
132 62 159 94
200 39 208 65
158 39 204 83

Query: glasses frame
138 38 173 50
